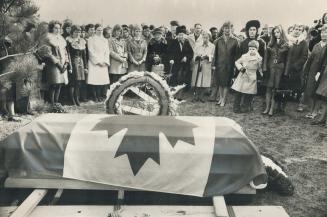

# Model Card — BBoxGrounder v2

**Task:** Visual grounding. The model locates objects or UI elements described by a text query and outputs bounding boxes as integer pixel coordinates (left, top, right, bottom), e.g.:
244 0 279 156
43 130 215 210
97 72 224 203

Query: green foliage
0 0 40 54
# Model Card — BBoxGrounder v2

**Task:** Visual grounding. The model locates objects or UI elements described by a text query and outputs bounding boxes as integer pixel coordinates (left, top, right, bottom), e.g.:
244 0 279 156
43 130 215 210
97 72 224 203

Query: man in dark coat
210 21 239 106
166 20 179 49
168 25 194 98
146 28 168 72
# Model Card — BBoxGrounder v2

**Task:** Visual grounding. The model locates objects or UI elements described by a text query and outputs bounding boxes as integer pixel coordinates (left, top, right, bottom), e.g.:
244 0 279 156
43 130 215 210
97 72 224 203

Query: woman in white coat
191 32 215 102
87 24 110 102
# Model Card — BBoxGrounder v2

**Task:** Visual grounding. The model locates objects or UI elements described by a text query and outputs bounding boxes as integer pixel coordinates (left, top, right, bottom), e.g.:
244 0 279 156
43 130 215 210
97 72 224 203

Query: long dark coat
146 38 168 72
212 36 239 87
167 39 194 86
315 46 327 99
284 40 308 91
265 42 289 89
303 43 327 98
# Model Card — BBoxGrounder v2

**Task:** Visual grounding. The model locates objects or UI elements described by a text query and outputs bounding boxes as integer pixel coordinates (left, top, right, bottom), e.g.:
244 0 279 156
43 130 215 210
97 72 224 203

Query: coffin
0 114 267 197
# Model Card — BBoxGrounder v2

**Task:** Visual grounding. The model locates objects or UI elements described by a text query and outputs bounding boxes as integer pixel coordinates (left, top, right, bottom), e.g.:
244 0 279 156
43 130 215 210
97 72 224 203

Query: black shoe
233 107 241 113
311 120 326 126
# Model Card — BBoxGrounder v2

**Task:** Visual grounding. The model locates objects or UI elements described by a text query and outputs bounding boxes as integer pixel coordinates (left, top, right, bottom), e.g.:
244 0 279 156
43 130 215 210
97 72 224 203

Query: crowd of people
1 12 327 126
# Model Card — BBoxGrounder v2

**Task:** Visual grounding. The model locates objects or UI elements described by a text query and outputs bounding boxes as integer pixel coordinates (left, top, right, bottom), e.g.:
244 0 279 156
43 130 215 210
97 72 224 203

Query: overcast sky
35 0 326 32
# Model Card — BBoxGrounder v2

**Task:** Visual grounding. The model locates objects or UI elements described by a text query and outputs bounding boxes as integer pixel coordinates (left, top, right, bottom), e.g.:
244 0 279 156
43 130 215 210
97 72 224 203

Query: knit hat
152 27 163 35
176 25 187 35
248 40 259 49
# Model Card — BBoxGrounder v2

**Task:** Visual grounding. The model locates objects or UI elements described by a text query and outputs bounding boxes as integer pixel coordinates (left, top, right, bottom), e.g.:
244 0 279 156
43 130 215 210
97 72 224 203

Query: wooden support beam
5 178 255 195
50 189 63 205
10 189 47 217
115 190 125 211
213 196 229 217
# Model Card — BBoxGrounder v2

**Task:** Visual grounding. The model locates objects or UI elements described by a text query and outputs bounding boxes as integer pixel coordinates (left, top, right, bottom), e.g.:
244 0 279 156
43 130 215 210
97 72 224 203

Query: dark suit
168 39 194 86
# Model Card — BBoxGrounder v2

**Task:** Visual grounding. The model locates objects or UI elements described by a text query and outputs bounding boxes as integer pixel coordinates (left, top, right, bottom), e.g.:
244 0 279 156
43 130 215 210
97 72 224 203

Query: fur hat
176 25 187 35
245 20 261 31
152 27 163 35
248 40 259 49
170 20 180 27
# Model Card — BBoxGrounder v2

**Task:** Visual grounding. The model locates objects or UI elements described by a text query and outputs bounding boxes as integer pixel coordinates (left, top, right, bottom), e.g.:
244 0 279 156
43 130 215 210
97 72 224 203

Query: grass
0 92 326 217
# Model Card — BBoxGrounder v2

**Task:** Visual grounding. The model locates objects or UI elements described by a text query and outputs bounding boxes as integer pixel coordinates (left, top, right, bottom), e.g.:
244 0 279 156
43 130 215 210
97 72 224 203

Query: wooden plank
5 178 255 195
121 105 157 116
129 87 157 103
232 206 290 217
213 196 229 217
10 189 47 217
5 178 133 191
27 205 216 217
0 206 17 217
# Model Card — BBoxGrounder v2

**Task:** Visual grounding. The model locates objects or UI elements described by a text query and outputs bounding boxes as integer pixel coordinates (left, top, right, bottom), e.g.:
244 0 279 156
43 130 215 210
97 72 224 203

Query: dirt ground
0 93 326 217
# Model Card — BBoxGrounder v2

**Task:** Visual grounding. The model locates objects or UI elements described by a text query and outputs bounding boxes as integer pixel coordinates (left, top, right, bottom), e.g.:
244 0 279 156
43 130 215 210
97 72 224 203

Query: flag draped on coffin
1 114 267 197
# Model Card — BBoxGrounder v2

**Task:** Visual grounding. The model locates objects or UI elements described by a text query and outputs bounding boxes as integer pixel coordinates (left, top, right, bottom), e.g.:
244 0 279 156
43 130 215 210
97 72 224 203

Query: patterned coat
66 36 88 83
109 38 128 75
127 38 147 72
40 33 70 85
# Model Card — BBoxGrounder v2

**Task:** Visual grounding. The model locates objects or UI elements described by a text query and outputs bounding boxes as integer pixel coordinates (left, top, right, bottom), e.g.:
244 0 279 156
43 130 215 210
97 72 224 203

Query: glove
240 67 246 73
202 55 209 61
56 63 64 73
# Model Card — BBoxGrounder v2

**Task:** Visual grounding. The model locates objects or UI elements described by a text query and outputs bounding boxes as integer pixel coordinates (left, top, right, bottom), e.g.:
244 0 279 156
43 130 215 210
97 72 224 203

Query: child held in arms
232 40 263 113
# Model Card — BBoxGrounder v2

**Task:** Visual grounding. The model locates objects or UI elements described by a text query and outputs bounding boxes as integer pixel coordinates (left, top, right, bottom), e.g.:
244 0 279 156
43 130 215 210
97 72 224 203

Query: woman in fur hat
127 24 147 72
240 20 266 60
238 20 266 107
262 25 289 116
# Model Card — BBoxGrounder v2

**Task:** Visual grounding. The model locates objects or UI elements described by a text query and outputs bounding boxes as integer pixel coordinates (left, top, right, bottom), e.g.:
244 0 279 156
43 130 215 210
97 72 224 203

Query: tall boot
74 87 80 106
209 87 218 102
233 92 242 113
69 87 76 106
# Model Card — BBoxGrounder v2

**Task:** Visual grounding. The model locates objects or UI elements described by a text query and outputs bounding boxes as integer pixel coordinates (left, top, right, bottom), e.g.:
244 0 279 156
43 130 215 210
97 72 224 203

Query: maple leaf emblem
92 116 197 176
